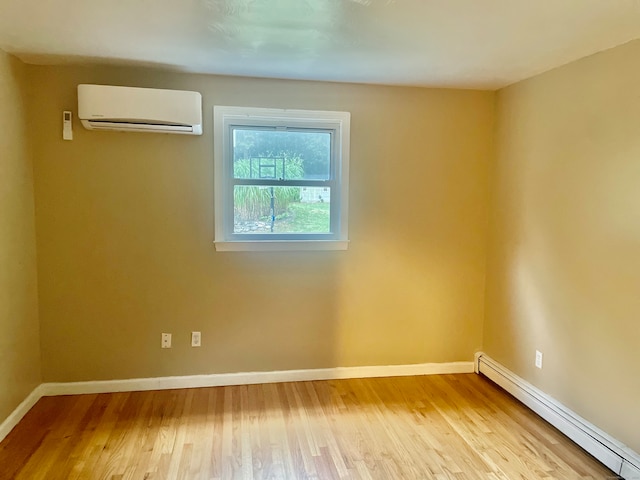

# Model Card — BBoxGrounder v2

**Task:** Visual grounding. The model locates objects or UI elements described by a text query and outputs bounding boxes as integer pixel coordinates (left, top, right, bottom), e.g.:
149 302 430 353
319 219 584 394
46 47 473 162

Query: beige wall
6 38 639 456
485 39 640 452
0 51 41 423
29 65 494 382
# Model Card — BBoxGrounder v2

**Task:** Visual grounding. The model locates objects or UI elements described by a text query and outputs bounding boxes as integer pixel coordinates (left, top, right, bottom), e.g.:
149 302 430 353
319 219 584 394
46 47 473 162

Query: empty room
0 0 639 478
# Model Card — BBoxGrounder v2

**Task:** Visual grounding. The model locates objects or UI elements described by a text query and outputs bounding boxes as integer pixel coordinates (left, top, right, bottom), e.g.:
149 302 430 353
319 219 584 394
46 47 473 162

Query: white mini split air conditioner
77 84 203 135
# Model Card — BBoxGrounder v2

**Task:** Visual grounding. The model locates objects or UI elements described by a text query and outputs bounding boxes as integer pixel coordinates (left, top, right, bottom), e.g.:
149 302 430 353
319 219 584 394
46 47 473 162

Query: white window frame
213 106 350 252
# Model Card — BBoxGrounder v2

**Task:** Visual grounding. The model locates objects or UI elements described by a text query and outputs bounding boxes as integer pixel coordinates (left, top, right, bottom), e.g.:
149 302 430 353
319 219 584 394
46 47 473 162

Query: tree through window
213 107 350 251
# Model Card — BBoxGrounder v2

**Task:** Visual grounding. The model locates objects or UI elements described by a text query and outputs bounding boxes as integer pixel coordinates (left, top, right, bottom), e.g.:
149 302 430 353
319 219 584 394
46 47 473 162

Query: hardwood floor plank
66 394 114 480
44 394 107 480
184 389 212 480
0 375 617 479
264 383 294 480
17 395 95 480
204 387 224 480
166 389 194 479
0 397 66 480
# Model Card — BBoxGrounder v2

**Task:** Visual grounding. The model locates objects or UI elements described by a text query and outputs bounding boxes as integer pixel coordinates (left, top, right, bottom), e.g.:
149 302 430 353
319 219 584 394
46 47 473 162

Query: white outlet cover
535 350 543 369
162 333 172 348
191 331 201 347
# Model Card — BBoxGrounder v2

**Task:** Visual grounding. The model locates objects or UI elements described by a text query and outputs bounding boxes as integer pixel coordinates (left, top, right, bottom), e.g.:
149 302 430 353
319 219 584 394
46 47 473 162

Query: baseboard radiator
476 353 640 480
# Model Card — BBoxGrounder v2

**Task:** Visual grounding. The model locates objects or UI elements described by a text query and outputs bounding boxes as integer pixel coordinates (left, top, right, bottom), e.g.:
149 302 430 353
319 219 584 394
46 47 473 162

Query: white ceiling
1 0 639 89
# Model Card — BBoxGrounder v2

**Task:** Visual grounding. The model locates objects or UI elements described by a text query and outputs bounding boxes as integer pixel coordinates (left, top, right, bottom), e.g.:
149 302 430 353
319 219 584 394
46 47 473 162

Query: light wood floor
0 374 616 479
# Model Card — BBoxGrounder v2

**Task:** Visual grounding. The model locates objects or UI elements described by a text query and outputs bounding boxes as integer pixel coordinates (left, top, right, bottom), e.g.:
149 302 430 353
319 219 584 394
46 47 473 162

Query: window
213 106 350 251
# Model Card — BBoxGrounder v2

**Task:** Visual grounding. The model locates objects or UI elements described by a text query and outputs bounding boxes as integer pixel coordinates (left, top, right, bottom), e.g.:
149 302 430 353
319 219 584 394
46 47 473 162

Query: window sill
214 240 349 252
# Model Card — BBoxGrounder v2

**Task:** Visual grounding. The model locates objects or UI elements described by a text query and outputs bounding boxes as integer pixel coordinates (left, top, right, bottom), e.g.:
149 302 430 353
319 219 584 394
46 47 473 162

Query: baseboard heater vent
476 353 640 480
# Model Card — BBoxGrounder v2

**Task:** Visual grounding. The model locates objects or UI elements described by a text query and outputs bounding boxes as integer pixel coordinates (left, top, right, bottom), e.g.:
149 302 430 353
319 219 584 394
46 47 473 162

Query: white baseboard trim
476 352 640 479
0 384 45 444
40 361 474 396
3 361 472 445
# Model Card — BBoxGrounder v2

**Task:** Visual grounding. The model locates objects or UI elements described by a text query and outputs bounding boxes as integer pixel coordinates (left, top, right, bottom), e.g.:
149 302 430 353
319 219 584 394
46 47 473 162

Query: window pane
232 129 331 180
234 185 331 234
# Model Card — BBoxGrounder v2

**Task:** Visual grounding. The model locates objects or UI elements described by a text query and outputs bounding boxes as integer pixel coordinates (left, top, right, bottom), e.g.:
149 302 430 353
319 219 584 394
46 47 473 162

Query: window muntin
214 107 349 251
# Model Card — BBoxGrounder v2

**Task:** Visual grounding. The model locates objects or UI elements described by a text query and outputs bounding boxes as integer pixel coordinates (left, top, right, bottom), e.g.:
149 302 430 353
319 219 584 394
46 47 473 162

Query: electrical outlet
191 331 201 347
535 350 543 369
161 333 172 349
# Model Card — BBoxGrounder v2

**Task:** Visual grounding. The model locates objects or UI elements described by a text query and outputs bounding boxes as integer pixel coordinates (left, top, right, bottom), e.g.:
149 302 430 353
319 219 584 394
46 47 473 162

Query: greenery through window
232 128 331 234
214 107 350 250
